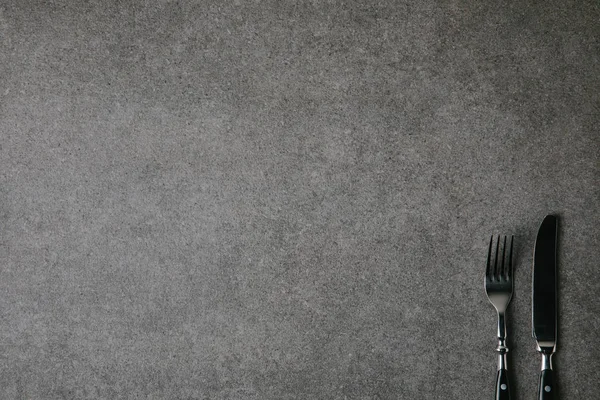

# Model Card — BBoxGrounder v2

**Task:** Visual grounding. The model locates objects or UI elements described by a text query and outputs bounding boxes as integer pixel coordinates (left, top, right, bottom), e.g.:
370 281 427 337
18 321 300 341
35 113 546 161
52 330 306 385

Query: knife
532 215 558 400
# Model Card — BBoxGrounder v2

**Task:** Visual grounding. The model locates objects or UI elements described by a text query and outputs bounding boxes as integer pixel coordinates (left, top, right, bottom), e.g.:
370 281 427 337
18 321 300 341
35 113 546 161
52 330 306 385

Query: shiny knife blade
532 215 557 349
532 214 558 399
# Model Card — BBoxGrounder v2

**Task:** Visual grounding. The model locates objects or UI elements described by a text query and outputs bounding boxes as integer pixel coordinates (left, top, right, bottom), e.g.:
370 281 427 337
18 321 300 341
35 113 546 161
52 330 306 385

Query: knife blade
532 215 558 400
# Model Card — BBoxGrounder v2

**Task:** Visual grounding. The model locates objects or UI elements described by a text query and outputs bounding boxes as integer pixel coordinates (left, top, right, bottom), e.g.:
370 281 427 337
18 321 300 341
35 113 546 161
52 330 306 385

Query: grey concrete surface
1 0 599 399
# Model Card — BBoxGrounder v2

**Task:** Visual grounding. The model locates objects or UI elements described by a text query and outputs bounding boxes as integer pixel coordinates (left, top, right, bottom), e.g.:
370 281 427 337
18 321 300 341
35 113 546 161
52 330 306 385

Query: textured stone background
1 0 598 399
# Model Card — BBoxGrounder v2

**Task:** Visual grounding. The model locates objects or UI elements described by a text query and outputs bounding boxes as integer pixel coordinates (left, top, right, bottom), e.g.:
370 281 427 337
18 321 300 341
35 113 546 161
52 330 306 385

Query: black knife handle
495 368 510 400
538 369 555 400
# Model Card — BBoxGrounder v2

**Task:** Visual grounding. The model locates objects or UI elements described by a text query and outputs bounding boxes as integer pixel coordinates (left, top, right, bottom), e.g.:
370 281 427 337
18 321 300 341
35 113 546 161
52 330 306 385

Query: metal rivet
500 384 507 390
545 385 551 392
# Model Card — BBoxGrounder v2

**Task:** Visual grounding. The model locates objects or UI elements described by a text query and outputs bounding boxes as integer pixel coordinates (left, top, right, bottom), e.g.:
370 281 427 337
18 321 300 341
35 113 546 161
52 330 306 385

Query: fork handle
495 368 510 400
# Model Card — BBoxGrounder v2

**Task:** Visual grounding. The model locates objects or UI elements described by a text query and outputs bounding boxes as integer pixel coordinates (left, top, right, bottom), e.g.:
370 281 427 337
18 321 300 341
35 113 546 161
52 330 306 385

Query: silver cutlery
533 215 558 399
485 235 514 400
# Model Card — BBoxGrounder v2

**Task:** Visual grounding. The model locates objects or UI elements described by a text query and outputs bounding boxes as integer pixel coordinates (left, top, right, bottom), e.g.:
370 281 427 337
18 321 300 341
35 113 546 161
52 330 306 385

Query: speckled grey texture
1 0 599 399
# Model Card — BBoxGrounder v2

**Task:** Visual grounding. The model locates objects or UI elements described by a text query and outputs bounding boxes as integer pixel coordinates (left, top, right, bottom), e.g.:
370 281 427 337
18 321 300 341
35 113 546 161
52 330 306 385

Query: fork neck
496 311 507 341
496 338 508 370
496 311 509 370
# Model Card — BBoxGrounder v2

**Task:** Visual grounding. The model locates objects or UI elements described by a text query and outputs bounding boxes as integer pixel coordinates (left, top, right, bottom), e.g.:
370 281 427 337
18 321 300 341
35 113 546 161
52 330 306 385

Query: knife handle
495 368 510 400
538 369 555 400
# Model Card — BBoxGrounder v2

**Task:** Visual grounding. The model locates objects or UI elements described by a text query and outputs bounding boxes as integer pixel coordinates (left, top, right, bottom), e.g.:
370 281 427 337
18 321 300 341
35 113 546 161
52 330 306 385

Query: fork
485 235 514 400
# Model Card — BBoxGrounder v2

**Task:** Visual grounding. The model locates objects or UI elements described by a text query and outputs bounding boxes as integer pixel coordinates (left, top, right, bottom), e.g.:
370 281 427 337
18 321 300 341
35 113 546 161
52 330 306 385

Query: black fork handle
495 368 510 400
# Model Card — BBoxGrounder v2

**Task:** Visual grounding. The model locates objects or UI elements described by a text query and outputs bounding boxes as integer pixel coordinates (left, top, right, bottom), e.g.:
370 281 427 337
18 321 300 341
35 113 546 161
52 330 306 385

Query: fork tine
486 235 493 279
507 235 514 280
494 235 500 280
501 235 507 279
